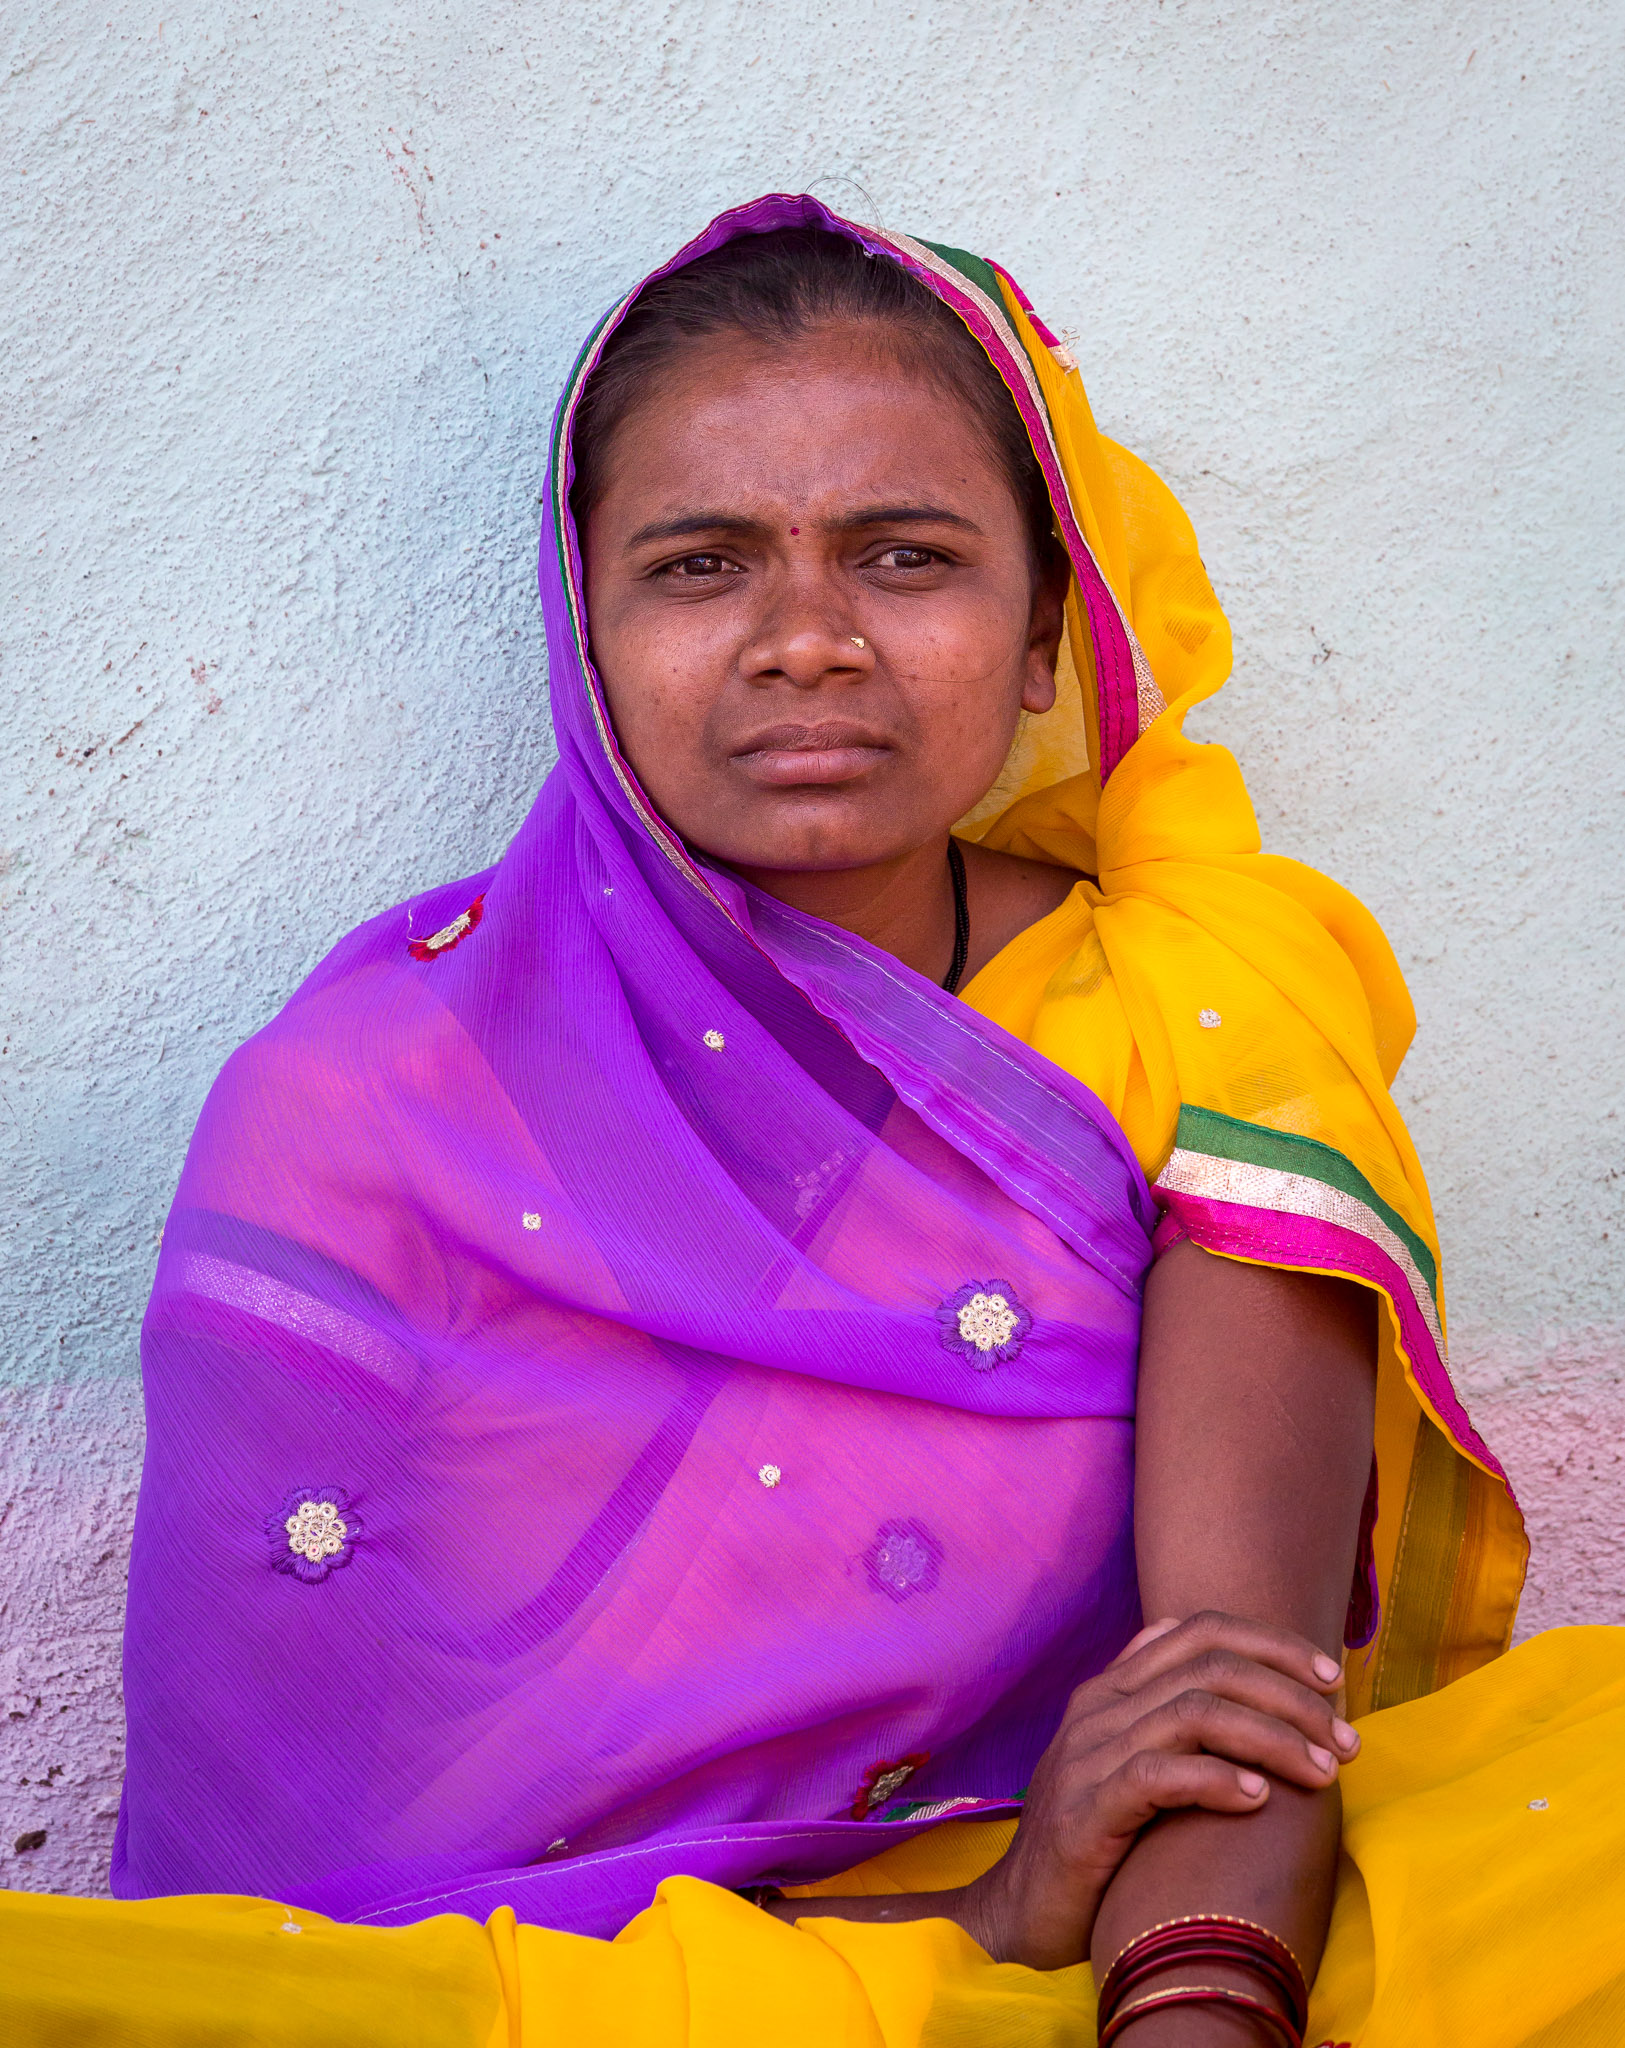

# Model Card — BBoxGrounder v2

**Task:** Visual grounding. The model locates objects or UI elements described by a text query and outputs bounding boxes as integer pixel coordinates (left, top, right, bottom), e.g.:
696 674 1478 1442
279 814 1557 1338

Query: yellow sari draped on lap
5 207 1618 2046
9 1629 1625 2045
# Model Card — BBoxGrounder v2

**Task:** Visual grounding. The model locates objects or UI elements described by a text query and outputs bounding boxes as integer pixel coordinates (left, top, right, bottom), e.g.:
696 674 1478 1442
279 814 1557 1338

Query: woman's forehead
585 328 1012 513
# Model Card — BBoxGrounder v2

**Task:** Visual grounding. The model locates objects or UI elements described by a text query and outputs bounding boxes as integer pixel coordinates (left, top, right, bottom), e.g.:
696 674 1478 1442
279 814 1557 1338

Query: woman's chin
687 803 937 880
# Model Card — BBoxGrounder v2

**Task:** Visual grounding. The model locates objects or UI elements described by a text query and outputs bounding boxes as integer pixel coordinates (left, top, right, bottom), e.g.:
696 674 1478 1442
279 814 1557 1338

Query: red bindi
789 526 799 536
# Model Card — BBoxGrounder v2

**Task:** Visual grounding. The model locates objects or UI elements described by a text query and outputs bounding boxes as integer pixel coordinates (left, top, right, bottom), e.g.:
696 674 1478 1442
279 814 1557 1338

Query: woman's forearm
1088 1782 1340 2040
1111 1242 1375 2038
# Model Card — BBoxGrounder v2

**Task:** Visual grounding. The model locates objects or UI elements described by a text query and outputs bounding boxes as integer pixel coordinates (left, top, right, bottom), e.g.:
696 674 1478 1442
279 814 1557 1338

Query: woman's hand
955 1610 1359 1971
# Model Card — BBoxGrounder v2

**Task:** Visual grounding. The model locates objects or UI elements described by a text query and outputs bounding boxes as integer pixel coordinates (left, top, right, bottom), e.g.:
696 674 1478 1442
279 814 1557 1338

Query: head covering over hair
113 196 1520 1940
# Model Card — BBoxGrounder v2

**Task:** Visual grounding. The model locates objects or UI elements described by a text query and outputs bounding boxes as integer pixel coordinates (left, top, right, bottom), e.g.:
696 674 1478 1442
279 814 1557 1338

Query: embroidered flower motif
408 894 485 962
758 1464 782 1487
268 1486 360 1584
521 1212 542 1231
1198 1007 1222 1029
702 1029 725 1050
864 1518 942 1602
1528 1797 1549 1811
937 1280 1030 1368
851 1752 930 1820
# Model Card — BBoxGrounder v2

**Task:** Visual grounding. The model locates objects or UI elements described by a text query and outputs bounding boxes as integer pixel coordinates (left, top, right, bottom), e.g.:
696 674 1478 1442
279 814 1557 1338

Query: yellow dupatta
924 255 1527 1713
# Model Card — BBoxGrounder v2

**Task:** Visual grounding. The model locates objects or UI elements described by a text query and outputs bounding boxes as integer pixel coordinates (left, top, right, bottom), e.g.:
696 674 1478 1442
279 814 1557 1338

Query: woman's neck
731 837 1083 989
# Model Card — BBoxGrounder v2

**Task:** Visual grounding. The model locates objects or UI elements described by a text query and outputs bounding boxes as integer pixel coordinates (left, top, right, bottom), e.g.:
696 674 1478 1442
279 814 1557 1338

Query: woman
7 195 1624 2046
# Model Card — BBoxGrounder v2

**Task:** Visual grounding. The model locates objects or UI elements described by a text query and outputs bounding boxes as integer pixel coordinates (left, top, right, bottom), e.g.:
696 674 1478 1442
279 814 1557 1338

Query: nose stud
850 636 866 649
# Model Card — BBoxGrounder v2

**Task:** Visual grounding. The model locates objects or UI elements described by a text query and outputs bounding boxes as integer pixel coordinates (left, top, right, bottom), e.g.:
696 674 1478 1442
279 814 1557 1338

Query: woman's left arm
1085 1235 1378 2040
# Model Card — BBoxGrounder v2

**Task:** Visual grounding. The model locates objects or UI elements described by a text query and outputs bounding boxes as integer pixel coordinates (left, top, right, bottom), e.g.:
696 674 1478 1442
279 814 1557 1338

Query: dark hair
569 227 1060 568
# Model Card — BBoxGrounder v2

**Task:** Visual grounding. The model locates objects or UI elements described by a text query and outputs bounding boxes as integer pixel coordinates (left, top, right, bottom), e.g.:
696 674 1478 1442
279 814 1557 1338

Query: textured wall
4 0 1621 1898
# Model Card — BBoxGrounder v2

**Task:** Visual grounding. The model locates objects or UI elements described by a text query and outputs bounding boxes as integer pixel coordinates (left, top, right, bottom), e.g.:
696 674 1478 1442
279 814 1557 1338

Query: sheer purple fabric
112 195 1155 1938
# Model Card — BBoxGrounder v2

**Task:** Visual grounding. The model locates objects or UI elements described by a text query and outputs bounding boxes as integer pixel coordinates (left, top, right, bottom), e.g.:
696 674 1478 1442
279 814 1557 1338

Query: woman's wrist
1103 2000 1289 2047
1100 1961 1298 2041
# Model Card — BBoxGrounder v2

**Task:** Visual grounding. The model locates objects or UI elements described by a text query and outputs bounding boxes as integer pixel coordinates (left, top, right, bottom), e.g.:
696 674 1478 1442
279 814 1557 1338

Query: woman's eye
665 554 736 578
874 547 939 571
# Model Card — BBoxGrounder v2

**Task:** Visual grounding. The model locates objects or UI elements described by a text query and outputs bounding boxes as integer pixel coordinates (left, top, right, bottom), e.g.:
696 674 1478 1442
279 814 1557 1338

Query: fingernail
1307 1743 1335 1772
1333 1719 1359 1751
1238 1772 1266 1796
1313 1654 1341 1683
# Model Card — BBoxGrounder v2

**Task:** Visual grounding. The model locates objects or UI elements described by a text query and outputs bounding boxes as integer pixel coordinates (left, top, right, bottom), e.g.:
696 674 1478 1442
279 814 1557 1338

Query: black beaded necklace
942 838 971 994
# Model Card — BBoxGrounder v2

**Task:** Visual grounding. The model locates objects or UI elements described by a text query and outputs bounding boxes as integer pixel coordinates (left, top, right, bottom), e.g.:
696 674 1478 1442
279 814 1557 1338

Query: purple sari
112 196 1155 1939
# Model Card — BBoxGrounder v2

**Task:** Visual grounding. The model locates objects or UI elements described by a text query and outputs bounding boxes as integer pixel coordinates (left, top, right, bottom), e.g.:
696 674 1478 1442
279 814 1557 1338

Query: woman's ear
1021 541 1071 714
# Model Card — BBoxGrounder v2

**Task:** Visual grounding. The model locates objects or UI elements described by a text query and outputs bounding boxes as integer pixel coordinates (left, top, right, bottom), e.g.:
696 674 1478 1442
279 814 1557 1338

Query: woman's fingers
1112 1617 1183 1661
1094 1689 1346 1792
1108 1645 1358 1758
1099 1609 1344 1699
1081 1746 1273 1848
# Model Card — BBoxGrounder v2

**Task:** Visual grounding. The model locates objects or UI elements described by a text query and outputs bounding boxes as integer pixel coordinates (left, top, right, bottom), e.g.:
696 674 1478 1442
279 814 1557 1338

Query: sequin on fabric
851 1752 930 1820
937 1280 1031 1368
408 894 486 962
864 1518 942 1601
268 1486 360 1584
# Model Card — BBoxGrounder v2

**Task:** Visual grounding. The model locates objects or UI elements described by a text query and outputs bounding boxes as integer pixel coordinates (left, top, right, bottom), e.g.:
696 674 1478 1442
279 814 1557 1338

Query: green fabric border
1174 1104 1439 1308
917 238 1004 305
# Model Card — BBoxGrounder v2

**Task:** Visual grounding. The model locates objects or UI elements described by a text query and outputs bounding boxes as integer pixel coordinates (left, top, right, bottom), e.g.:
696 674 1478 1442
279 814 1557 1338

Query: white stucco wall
4 0 1621 1898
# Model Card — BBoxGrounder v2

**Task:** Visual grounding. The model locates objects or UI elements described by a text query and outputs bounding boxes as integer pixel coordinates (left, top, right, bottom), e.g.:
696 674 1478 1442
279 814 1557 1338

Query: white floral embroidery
758 1464 782 1487
285 1498 348 1566
955 1291 1019 1355
522 1212 542 1230
1528 1798 1549 1811
1198 1008 1222 1029
703 1029 726 1050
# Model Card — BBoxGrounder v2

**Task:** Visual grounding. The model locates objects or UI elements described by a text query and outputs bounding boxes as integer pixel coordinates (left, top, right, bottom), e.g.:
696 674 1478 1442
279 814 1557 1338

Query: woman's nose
740 578 872 686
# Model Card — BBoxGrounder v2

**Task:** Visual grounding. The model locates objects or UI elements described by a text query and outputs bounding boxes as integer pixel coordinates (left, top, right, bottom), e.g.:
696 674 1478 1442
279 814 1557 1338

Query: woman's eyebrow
839 504 984 534
625 511 769 548
623 504 985 549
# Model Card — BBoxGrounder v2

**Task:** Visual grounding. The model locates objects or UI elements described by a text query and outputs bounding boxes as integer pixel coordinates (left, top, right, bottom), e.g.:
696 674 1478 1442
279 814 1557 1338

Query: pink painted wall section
5 5 1621 1895
1462 1334 1625 1641
0 1382 140 1898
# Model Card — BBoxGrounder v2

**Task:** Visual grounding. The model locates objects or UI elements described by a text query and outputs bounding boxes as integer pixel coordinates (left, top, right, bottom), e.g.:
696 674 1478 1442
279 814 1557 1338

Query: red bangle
1096 1915 1308 2044
1098 1983 1303 2048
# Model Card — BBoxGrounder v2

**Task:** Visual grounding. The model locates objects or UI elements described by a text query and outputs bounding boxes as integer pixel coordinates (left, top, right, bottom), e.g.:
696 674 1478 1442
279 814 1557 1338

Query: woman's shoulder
203 867 502 1116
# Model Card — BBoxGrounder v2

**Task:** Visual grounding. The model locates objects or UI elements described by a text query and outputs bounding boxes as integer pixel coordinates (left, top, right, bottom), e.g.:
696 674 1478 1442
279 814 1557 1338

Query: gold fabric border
1155 1145 1447 1358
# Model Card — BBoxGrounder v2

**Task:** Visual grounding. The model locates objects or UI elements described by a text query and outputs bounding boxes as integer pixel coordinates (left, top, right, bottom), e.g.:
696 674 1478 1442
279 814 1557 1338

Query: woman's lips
732 726 892 787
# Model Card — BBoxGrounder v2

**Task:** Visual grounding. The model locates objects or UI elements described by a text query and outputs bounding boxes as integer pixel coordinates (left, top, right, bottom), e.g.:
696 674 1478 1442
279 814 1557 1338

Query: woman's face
581 322 1067 880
